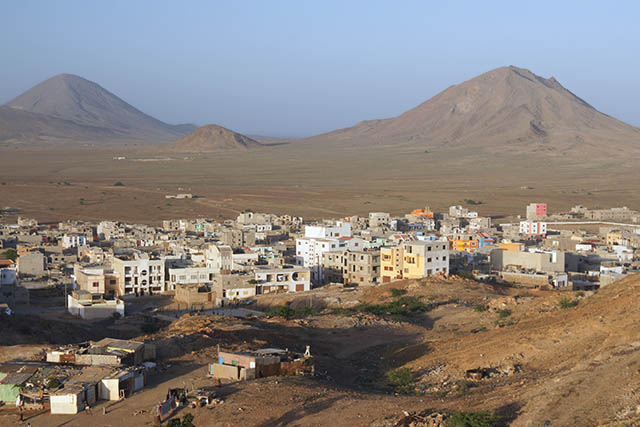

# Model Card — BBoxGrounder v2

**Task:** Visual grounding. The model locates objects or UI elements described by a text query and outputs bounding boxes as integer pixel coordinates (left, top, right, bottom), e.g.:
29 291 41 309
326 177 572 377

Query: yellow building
606 230 627 247
380 241 449 283
449 239 479 253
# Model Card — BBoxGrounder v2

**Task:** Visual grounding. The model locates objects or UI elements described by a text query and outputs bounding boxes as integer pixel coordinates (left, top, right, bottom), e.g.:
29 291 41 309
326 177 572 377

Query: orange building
410 208 434 219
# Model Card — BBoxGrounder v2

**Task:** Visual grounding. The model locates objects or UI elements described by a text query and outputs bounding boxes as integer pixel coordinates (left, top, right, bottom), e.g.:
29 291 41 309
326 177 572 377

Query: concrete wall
491 249 566 273
210 363 255 381
50 393 82 414
99 379 120 401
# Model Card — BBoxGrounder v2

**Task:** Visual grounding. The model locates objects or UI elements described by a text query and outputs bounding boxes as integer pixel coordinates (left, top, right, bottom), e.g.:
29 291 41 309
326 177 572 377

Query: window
92 282 99 288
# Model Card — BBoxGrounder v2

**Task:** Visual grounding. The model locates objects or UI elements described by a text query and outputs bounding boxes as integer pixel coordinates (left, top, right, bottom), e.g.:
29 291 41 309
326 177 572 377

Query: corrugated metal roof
0 372 33 385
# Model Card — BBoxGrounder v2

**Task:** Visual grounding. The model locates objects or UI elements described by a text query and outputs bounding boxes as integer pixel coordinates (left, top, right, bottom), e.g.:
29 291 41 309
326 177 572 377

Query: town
1 201 639 424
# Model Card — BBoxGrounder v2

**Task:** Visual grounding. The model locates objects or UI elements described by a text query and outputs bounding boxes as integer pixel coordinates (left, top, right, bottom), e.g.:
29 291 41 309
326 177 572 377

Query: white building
166 265 217 290
519 221 547 236
110 252 165 295
254 266 311 294
205 244 233 273
62 234 87 249
296 235 363 284
67 290 125 320
303 221 351 239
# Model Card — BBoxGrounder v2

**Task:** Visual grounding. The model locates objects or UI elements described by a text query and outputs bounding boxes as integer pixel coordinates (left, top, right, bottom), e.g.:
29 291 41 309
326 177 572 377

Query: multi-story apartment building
369 212 391 228
205 244 233 273
61 234 87 249
380 240 449 283
296 236 363 284
449 206 478 219
254 266 311 294
110 251 165 295
344 250 380 285
73 265 122 296
220 228 256 248
166 263 217 291
321 250 380 285
526 203 548 220
519 221 547 237
97 221 126 241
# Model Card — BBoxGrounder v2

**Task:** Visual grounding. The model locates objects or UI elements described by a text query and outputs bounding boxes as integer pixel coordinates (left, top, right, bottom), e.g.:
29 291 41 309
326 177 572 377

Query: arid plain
1 140 639 224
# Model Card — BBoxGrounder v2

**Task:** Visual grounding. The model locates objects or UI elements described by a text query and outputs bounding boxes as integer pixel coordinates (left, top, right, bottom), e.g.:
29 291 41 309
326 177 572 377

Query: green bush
559 298 578 309
458 271 475 280
445 411 500 427
474 305 487 313
390 288 407 297
358 296 431 316
497 309 512 319
1 249 18 262
46 377 60 389
114 181 125 186
385 367 415 394
575 291 585 297
330 295 431 318
167 413 195 427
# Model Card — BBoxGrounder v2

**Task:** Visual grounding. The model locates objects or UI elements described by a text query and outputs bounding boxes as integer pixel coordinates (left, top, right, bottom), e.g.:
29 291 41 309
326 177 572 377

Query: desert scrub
559 298 578 309
386 367 415 394
497 309 512 318
474 304 487 312
445 411 500 427
267 303 317 319
390 288 407 297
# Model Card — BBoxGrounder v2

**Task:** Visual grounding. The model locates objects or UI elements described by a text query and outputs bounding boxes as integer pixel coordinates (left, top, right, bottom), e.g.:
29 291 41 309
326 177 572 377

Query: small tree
167 413 195 427
114 181 125 187
1 249 18 262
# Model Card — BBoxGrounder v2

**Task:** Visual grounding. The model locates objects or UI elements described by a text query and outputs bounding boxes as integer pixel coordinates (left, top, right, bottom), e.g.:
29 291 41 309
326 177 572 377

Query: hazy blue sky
1 1 639 136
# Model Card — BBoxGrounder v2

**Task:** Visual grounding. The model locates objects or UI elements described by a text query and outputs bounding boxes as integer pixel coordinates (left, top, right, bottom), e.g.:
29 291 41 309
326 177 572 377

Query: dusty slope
163 124 264 152
308 66 640 156
4 73 195 142
0 105 122 143
380 274 640 426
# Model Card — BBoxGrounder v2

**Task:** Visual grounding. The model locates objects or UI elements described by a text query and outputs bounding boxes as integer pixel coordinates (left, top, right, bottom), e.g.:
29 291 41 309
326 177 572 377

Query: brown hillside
386 273 640 426
308 66 640 156
164 124 264 152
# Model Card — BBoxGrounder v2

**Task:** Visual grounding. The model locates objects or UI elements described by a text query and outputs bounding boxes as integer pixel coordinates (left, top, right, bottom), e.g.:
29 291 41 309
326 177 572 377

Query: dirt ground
1 145 639 223
5 274 640 425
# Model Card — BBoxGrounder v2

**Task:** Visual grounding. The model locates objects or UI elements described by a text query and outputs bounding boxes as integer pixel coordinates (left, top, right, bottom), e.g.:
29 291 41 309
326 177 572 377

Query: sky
1 1 639 137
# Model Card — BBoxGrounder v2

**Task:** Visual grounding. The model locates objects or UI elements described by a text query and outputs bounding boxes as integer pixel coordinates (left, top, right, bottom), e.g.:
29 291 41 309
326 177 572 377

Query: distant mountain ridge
308 66 640 155
1 73 196 144
164 124 264 152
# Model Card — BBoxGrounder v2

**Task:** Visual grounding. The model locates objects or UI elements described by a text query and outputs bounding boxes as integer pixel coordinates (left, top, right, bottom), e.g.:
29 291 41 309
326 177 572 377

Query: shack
49 367 107 414
209 347 313 381
0 366 37 403
46 338 155 366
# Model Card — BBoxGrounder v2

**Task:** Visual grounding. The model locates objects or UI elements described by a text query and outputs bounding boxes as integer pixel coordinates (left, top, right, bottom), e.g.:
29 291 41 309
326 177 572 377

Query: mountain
2 74 196 143
163 124 264 152
309 66 640 155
